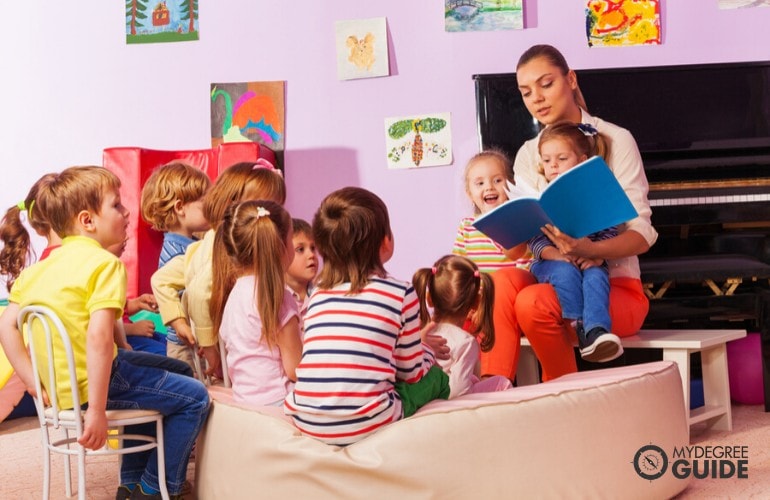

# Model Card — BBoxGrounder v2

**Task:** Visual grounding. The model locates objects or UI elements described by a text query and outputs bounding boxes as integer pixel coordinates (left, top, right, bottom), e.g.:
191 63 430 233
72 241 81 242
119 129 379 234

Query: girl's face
540 138 587 182
516 56 581 126
466 158 508 214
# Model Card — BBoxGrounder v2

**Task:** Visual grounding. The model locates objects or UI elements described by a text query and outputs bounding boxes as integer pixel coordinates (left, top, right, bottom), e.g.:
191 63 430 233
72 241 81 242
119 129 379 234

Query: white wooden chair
19 305 169 500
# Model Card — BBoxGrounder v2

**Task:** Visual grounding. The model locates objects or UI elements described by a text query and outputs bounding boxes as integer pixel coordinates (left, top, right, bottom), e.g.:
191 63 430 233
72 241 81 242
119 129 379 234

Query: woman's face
516 56 581 126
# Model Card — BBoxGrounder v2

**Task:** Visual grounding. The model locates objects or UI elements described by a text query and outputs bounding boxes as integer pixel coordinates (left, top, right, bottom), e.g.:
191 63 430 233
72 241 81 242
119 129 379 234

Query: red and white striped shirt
284 275 435 446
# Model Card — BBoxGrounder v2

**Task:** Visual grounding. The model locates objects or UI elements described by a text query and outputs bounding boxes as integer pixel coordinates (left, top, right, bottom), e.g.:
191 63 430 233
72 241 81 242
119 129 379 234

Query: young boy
0 166 209 500
284 187 450 446
140 161 211 371
284 218 319 325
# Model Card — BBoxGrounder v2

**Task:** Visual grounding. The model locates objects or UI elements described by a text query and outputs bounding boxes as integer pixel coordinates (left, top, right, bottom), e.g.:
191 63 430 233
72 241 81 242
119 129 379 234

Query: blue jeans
107 349 210 494
530 259 611 334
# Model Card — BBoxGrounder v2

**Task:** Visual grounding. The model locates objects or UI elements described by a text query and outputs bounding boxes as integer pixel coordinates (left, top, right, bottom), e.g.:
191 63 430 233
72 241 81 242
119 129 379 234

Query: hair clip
256 206 271 219
473 270 480 278
17 200 26 211
431 266 437 275
577 123 598 137
252 158 283 178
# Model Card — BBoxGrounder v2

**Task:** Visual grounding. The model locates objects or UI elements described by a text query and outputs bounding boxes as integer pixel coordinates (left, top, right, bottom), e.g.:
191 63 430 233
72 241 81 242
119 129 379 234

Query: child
140 161 211 367
211 200 302 406
284 187 450 446
528 120 623 362
452 149 532 272
152 160 286 379
285 218 319 324
413 254 512 398
0 166 209 499
0 172 61 292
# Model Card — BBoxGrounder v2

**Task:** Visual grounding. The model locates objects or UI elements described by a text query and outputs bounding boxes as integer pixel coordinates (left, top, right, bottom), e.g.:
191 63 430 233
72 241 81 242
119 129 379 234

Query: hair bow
577 123 598 137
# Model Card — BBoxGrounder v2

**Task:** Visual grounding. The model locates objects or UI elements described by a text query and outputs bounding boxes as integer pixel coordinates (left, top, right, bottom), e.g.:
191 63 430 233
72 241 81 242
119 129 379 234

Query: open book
472 155 638 249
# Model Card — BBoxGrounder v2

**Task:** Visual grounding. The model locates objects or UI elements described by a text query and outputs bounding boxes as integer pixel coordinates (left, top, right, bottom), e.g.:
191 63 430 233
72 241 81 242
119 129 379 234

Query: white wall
2 1 769 295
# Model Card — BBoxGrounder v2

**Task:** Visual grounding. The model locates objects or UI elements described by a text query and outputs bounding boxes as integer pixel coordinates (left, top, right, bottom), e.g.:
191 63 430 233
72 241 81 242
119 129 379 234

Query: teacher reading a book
486 44 658 382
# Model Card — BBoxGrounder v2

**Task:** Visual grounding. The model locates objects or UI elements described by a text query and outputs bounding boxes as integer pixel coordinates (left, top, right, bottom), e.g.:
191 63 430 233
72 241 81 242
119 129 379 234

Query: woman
486 44 658 382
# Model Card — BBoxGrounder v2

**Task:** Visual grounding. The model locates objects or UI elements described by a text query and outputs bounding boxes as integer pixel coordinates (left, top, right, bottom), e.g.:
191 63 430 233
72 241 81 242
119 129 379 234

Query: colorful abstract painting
210 81 286 158
718 0 770 8
445 0 523 32
586 0 661 47
126 1 199 44
335 17 390 81
384 113 452 169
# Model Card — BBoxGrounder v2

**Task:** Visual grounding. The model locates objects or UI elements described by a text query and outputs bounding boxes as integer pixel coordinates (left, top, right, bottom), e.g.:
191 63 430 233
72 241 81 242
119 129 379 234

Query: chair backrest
19 305 85 434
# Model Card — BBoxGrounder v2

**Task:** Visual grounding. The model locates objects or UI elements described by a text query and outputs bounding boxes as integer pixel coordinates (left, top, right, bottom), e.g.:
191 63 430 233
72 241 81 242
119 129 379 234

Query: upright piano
474 61 770 410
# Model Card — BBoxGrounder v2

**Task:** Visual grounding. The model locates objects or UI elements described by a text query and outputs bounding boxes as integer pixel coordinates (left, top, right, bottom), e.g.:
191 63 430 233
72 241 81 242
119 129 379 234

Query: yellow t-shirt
9 236 126 409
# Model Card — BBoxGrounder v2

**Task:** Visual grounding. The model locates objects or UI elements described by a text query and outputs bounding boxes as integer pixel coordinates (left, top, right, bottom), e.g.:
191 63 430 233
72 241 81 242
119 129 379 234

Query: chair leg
156 417 169 500
41 443 51 500
77 444 86 500
63 428 73 498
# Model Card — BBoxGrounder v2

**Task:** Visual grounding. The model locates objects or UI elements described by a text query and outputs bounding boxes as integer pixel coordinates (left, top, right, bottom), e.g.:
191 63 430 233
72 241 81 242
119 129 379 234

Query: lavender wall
1 1 769 290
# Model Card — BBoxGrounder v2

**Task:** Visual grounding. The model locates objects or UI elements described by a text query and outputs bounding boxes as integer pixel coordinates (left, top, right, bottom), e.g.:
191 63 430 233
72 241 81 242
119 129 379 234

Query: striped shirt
284 276 435 446
452 217 533 273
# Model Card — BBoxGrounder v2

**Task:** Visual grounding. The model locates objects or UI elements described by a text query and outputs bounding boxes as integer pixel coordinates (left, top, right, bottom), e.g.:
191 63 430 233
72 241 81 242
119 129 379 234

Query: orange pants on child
481 267 649 382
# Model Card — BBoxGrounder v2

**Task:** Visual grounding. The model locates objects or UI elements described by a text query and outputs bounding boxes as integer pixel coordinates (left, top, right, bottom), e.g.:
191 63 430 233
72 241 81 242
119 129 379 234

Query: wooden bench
516 329 747 431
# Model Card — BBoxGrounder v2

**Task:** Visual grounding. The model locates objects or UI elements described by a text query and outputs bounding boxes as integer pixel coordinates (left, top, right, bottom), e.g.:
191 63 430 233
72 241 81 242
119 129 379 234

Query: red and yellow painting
210 81 285 157
586 0 661 47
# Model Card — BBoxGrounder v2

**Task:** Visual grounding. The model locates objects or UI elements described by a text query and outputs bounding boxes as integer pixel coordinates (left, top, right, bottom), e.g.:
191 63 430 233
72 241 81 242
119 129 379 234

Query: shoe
116 484 135 500
579 327 623 363
128 483 186 500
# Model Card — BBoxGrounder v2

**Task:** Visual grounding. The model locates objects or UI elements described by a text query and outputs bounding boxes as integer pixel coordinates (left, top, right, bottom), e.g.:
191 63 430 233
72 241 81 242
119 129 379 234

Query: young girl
528 120 622 363
152 161 286 380
452 150 538 379
413 255 512 398
0 173 60 292
284 187 449 446
211 200 301 406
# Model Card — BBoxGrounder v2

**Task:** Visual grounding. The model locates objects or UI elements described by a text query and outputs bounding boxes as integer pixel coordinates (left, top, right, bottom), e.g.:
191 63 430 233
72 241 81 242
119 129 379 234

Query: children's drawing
718 0 770 8
210 81 285 157
126 0 199 44
335 18 389 80
385 113 452 169
444 0 523 32
586 0 661 47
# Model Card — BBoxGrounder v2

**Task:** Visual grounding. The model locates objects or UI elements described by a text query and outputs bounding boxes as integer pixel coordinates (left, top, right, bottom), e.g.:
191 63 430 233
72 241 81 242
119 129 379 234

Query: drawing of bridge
446 0 483 13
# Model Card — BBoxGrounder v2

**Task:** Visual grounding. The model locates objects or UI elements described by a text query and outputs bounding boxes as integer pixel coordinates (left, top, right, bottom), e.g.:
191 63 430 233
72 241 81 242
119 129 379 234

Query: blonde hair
202 162 286 229
35 166 121 237
413 255 495 352
211 200 292 348
313 187 391 293
517 44 589 112
537 120 610 177
463 149 513 215
0 172 57 291
140 161 211 232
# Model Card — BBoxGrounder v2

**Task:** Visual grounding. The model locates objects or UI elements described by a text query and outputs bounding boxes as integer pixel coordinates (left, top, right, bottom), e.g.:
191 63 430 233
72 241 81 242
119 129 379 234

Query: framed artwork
586 0 661 47
718 0 770 7
210 81 286 159
126 0 199 44
444 0 524 32
384 113 452 169
335 17 390 80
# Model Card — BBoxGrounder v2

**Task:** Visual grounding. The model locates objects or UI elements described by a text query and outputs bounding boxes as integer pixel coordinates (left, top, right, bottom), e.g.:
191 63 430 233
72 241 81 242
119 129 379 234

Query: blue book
472 156 638 248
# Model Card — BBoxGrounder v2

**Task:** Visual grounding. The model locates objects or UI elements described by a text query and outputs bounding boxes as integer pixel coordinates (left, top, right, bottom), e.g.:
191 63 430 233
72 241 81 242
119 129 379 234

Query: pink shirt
220 275 299 406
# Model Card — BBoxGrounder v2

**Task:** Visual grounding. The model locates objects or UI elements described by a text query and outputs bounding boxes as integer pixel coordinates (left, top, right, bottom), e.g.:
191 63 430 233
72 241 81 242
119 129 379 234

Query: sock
139 480 160 495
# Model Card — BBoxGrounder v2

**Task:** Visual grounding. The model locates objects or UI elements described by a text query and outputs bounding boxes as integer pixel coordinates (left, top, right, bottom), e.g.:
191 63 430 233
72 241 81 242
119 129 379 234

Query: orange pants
481 267 649 382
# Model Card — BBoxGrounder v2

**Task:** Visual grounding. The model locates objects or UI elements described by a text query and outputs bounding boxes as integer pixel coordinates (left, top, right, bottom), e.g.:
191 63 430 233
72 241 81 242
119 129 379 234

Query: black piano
473 61 770 410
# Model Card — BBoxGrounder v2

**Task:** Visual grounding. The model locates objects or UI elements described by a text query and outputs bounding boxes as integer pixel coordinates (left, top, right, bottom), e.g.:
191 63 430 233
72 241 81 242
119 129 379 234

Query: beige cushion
195 361 690 499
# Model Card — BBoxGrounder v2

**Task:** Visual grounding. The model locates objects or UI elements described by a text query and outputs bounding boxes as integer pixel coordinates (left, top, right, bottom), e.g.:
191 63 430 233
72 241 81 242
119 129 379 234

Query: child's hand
124 320 156 337
200 345 222 377
79 407 108 450
575 256 604 270
171 318 196 346
126 293 158 315
421 321 450 361
504 242 528 261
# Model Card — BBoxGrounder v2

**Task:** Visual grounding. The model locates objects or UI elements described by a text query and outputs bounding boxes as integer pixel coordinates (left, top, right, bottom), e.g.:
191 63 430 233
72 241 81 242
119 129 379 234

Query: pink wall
1 1 769 288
